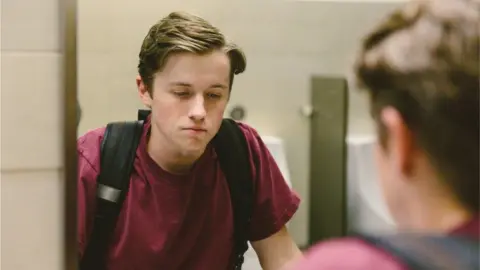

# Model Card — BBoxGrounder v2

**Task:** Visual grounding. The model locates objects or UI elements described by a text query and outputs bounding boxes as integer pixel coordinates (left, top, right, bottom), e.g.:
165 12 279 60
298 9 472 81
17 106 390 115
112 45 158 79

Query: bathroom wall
1 0 64 269
77 0 402 246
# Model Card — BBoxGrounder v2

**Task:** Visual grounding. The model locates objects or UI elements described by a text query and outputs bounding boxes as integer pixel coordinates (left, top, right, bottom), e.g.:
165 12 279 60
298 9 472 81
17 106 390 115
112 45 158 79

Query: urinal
261 136 292 188
346 135 396 233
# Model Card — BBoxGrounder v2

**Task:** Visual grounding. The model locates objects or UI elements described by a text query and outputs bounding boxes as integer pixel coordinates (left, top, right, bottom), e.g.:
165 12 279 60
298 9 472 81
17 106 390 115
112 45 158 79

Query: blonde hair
137 11 246 93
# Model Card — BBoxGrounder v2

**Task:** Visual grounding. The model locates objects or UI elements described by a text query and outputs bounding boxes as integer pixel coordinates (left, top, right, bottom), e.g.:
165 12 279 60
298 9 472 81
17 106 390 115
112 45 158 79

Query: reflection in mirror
77 1 403 269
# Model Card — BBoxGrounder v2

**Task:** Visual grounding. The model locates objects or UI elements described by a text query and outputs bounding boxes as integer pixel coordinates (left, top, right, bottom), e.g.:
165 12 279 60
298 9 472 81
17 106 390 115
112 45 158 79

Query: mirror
76 1 402 269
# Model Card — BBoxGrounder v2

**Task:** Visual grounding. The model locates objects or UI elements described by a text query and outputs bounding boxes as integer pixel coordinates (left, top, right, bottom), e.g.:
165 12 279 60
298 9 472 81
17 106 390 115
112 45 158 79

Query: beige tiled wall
1 0 64 269
78 0 401 246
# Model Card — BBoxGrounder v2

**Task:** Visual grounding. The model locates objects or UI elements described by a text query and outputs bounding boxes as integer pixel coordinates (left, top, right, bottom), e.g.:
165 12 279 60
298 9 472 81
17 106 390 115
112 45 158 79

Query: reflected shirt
77 117 300 270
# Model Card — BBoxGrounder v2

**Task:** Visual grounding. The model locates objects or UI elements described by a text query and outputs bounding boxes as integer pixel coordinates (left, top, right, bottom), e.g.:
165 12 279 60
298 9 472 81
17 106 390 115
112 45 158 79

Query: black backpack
80 110 255 270
357 232 480 270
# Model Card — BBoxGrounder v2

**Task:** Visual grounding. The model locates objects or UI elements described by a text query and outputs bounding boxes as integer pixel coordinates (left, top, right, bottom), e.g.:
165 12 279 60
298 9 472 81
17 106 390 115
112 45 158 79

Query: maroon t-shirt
292 216 479 270
77 119 301 270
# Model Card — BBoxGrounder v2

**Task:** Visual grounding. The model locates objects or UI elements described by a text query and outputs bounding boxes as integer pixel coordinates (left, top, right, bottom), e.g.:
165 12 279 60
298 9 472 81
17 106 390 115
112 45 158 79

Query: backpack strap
80 120 144 270
213 119 255 270
80 111 255 270
356 233 480 270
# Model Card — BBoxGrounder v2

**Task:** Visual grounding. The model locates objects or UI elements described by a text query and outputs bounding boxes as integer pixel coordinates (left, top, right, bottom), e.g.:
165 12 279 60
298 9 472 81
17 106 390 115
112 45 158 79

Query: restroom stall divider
309 76 349 245
61 0 78 268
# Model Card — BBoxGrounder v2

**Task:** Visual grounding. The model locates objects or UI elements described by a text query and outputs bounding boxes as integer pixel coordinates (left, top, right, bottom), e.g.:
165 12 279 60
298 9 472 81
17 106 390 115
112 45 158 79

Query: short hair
354 0 479 211
137 11 246 93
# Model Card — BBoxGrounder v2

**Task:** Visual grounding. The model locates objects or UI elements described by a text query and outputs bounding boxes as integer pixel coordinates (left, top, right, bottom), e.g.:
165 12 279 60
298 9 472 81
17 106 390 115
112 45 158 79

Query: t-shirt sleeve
290 238 407 270
77 128 104 258
237 122 301 241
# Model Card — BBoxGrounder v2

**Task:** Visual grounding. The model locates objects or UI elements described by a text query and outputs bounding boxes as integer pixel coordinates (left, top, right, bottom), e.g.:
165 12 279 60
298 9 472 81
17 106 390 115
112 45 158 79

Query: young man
291 0 479 269
77 12 302 270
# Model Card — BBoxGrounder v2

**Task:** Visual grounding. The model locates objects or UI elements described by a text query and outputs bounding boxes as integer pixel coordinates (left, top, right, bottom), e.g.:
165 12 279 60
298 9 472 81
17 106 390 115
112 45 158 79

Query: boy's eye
207 93 221 99
174 91 190 97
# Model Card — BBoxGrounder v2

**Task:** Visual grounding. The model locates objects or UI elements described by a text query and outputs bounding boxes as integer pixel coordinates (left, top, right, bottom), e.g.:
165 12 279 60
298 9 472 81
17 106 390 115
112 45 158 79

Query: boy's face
137 50 231 156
